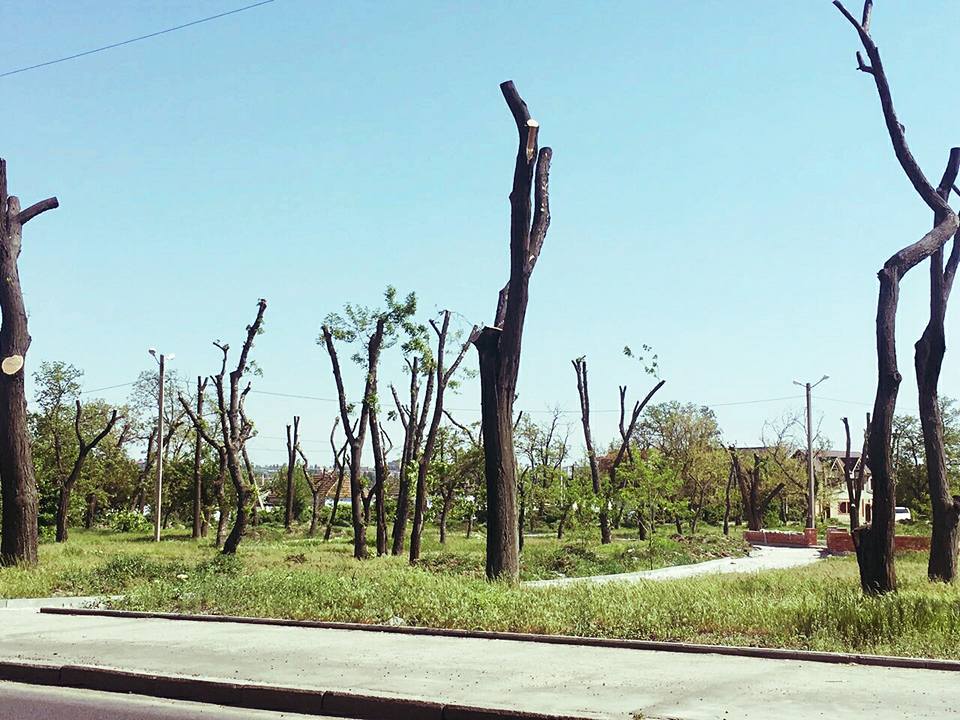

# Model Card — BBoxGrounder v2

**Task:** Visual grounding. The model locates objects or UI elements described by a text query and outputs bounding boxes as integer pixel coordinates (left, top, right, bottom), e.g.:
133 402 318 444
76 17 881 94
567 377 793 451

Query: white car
894 507 912 522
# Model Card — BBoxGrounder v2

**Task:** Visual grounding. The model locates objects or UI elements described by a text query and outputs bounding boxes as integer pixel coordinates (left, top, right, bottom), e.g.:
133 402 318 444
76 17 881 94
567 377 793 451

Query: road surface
0 608 956 719
0 681 328 720
526 544 825 587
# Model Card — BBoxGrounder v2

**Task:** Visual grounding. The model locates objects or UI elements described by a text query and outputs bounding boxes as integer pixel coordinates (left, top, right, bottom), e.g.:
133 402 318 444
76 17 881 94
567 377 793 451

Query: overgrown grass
0 524 748 596
4 527 959 659
112 551 960 659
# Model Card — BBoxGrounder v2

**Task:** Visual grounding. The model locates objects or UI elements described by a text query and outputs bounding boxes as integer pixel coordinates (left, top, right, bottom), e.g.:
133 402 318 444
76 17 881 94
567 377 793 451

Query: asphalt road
2 608 958 719
0 681 330 720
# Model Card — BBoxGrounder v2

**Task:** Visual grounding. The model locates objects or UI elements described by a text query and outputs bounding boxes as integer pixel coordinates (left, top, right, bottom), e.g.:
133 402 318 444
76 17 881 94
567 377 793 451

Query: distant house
794 449 873 526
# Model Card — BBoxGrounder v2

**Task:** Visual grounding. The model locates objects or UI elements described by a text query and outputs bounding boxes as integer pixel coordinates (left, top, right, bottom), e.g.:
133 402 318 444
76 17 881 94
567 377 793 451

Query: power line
80 381 136 395
68 380 813 414
813 395 872 407
0 0 276 79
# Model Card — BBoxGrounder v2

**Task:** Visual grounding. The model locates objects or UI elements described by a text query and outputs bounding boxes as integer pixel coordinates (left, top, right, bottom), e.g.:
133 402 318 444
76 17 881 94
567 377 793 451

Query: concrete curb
39 606 960 673
0 659 589 720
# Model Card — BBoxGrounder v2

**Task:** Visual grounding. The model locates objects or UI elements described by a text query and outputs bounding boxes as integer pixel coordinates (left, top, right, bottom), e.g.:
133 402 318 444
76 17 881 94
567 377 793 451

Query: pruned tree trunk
836 0 960 593
0 159 57 566
322 320 383 560
474 81 552 582
572 357 609 544
284 416 300 531
368 405 389 556
211 299 267 555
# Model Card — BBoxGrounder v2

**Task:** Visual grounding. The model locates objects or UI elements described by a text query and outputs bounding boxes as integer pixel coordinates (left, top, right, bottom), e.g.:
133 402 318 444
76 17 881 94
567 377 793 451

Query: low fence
743 528 819 547
825 528 930 554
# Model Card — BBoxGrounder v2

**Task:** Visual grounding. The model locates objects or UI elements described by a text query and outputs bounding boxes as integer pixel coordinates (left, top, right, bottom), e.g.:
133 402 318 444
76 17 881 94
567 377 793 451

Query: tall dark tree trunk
474 81 553 582
369 405 389 557
0 159 57 566
284 416 300 532
836 0 960 593
915 164 960 582
192 377 207 539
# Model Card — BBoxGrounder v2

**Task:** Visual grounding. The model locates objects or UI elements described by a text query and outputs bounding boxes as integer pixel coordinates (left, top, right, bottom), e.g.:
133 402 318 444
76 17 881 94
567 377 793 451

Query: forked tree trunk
212 299 267 555
325 429 348 542
322 321 382 560
409 311 474 563
0 159 57 566
572 358 609 544
55 400 118 542
474 81 553 582
835 0 960 592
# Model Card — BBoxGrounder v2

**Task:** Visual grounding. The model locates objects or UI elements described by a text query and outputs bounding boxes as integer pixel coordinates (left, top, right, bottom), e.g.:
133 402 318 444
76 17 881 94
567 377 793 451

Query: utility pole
149 348 174 542
794 375 828 529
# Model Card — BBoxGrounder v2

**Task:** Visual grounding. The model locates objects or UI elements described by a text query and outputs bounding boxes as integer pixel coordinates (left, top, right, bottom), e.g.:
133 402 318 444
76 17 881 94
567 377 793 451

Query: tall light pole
793 375 828 529
149 349 174 542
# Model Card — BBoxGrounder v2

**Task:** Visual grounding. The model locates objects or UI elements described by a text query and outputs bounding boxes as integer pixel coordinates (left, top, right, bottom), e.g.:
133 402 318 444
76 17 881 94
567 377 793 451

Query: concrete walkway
0 608 956 719
526 544 825 588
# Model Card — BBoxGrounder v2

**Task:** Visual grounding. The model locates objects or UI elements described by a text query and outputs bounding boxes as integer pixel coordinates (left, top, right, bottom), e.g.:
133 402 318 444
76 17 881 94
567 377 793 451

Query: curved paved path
525 544 825 588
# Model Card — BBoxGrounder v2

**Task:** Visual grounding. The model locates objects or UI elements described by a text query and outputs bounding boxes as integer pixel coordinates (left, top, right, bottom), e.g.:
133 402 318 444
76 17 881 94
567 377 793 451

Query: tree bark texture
0 159 57 566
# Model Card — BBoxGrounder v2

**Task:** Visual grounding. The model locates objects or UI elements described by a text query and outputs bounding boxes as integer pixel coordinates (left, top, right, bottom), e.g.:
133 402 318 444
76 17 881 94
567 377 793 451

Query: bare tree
0 159 57 566
294 438 336 537
409 311 476 563
208 299 267 555
324 418 350 541
473 81 553 581
390 355 433 555
572 357 607 542
729 448 784 532
835 0 960 592
284 416 300 531
842 414 871 533
573 356 664 543
54 401 120 542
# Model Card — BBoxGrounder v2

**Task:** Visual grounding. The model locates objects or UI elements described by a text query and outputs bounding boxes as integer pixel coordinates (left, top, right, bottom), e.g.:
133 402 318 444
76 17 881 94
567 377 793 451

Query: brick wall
743 528 819 547
825 528 930 553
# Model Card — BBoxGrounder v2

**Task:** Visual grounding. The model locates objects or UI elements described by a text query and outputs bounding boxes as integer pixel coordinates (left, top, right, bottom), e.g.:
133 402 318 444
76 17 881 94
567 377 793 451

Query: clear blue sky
4 1 959 466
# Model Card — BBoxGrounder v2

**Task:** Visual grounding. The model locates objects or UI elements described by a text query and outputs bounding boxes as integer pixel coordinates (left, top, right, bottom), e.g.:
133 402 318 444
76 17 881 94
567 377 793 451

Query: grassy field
2 525 959 659
0 523 748 597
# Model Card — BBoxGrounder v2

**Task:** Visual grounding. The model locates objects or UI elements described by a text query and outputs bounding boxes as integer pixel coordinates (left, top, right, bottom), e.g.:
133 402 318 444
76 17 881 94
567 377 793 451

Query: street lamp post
148 348 174 542
793 375 828 529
